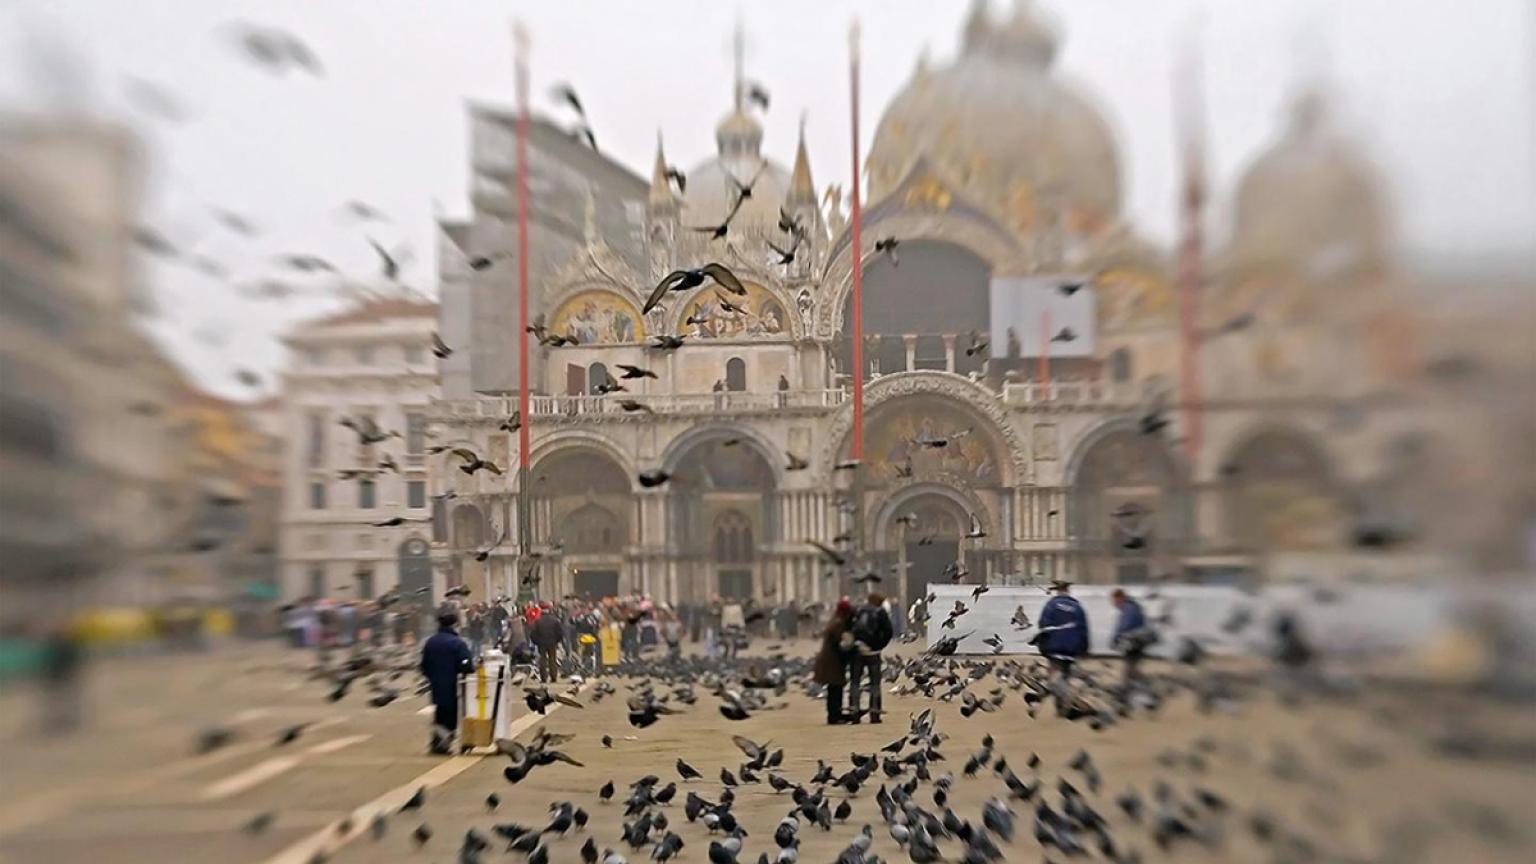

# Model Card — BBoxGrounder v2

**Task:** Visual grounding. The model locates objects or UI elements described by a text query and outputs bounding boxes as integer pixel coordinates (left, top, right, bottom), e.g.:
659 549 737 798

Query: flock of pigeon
213 633 1505 864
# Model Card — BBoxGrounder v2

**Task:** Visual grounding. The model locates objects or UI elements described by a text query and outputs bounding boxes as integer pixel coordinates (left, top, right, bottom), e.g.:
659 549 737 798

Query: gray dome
680 108 792 231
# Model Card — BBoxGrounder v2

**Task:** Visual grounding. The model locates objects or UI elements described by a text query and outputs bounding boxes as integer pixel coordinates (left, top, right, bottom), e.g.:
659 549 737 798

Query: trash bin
460 650 511 748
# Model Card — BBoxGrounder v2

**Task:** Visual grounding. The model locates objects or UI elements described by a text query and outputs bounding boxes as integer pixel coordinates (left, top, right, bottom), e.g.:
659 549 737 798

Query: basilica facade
428 1 1478 609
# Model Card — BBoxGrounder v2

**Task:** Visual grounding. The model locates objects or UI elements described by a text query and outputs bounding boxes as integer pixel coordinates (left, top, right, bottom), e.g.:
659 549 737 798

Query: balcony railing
436 389 847 421
1000 380 1126 405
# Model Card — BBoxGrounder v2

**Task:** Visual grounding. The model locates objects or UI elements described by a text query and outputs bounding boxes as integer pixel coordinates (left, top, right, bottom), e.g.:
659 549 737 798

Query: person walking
1034 578 1090 712
419 610 473 754
1109 588 1154 688
530 603 564 682
814 598 856 725
847 592 894 724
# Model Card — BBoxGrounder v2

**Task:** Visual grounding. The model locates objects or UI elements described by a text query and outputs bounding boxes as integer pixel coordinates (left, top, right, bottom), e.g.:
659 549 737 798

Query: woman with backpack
814 598 856 725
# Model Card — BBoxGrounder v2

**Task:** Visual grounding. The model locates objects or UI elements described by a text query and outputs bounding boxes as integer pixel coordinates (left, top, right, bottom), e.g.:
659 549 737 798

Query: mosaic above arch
550 290 645 345
863 404 1002 488
679 281 789 340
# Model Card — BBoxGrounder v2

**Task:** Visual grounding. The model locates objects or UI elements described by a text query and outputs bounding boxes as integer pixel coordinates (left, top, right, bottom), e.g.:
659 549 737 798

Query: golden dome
866 0 1122 235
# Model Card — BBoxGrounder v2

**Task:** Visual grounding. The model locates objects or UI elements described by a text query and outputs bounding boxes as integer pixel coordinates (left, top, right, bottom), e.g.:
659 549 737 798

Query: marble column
943 334 957 372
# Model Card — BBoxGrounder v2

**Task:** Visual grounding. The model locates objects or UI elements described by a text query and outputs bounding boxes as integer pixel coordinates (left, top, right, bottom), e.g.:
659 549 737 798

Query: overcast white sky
2 0 1532 397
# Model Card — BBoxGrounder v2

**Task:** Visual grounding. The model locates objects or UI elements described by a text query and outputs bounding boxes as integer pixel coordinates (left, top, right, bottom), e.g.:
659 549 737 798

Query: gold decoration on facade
1096 268 1174 329
1007 182 1036 234
551 290 645 345
904 175 952 211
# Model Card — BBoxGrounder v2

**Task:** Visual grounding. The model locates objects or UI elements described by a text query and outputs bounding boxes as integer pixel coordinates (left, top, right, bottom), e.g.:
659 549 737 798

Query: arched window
565 503 623 553
1110 348 1132 383
725 357 747 391
587 362 609 394
452 504 487 549
713 510 754 563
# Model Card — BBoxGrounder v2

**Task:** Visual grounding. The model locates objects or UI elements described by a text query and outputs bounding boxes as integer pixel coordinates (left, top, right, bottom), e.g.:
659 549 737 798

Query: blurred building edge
276 296 438 613
0 115 282 640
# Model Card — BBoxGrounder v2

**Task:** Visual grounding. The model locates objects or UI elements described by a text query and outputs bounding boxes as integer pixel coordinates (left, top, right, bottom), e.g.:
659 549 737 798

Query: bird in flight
643 263 745 315
551 83 585 117
689 190 747 241
875 237 899 266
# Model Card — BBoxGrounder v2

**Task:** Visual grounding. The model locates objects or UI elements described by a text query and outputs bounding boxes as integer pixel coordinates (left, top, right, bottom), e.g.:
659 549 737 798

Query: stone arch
663 425 780 560
872 481 992 550
528 431 636 491
1064 417 1189 488
1218 423 1344 551
529 437 634 561
660 423 784 486
817 196 1021 339
1065 418 1190 581
819 371 1028 486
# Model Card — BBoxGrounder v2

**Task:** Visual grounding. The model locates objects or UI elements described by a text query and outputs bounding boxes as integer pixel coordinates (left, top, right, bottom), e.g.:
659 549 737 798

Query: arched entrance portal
531 446 632 600
877 489 973 608
1069 427 1186 583
839 389 1012 600
666 433 777 604
1222 427 1342 552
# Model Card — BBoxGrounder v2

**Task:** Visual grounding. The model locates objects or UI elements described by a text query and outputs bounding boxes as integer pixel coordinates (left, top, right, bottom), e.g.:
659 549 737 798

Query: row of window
308 478 427 510
566 358 752 395
305 411 428 467
302 342 429 367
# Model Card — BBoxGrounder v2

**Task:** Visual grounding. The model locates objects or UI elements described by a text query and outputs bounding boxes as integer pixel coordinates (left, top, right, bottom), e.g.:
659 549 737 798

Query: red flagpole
1176 23 1206 468
849 21 864 463
514 22 533 596
1039 306 1051 395
515 33 531 473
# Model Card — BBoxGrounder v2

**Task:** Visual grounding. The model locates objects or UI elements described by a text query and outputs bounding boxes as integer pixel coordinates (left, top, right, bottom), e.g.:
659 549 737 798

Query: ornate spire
732 16 745 111
787 116 816 206
715 19 762 157
999 0 1058 67
962 0 993 53
649 131 676 210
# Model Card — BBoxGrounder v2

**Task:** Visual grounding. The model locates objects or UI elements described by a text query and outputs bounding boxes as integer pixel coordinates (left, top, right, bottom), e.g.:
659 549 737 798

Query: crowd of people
278 597 414 651
405 577 1317 746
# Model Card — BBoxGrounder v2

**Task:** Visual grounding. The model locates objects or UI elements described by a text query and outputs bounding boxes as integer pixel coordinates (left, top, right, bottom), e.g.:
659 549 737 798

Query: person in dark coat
419 611 473 754
529 604 564 682
848 592 894 724
1110 588 1154 687
1035 579 1090 713
813 598 856 725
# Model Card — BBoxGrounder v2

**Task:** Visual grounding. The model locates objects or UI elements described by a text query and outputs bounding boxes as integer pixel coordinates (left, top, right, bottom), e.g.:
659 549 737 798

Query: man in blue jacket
1035 578 1090 711
420 610 473 754
1110 588 1154 688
